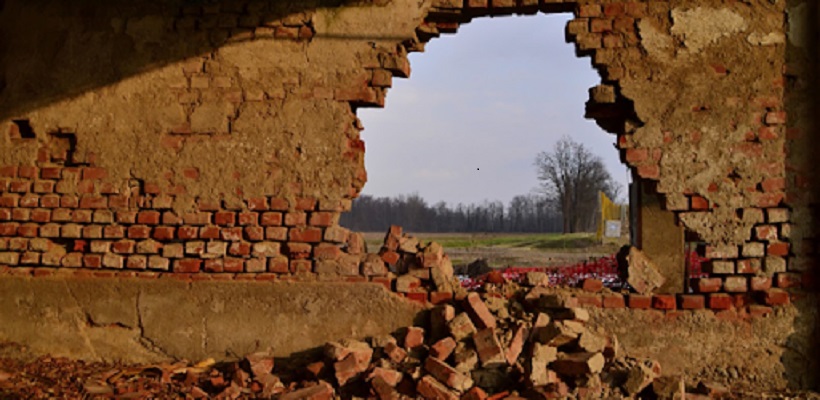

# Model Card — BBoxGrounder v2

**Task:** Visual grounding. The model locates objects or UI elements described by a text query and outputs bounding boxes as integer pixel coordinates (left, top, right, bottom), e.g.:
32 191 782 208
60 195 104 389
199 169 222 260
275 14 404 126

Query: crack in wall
135 290 174 360
62 281 100 361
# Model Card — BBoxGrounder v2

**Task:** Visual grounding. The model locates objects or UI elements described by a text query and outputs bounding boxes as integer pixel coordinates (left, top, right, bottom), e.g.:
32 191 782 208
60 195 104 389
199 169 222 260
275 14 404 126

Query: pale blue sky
358 13 630 206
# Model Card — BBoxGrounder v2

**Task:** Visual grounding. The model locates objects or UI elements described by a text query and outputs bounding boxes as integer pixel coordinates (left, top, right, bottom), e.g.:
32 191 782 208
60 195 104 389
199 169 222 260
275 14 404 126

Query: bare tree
534 136 620 233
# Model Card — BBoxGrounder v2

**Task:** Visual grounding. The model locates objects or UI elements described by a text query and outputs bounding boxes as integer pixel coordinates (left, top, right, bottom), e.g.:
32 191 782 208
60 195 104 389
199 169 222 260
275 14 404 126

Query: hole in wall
11 119 35 139
345 13 631 272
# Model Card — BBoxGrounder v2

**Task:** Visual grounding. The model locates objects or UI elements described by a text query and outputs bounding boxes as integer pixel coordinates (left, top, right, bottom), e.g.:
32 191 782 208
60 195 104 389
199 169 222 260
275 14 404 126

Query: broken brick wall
0 0 812 298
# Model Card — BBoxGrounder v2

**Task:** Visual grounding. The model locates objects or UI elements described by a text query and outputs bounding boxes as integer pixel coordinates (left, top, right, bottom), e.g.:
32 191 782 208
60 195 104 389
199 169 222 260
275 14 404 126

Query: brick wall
0 0 810 298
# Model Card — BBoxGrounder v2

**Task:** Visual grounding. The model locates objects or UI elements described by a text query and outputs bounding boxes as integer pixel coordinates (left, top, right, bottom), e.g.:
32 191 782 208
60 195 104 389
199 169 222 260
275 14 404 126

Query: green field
362 232 627 268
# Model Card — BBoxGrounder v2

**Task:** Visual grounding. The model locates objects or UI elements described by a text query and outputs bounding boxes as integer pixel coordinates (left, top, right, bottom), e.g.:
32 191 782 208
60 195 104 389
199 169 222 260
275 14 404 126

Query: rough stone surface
0 276 421 363
626 247 666 295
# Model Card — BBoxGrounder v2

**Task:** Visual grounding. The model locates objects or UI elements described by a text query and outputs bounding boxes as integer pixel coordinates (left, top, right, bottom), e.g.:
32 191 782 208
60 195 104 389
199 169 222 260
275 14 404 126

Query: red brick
0 166 17 178
200 225 221 239
289 227 323 243
748 305 774 318
603 3 625 17
247 197 268 211
284 212 306 226
724 276 748 292
260 212 283 226
18 195 38 208
229 242 252 257
214 211 236 226
32 181 54 194
628 294 652 309
183 212 211 225
112 240 136 254
313 243 342 260
17 165 39 179
237 212 258 226
736 259 761 274
581 278 603 293
637 165 659 179
126 256 148 270
761 178 785 192
9 207 29 220
161 211 182 225
17 224 38 237
203 258 224 273
776 272 802 288
708 294 733 310
764 111 786 125
576 293 603 308
652 295 676 310
290 259 312 274
465 293 496 329
76 180 95 194
693 277 720 293
295 197 317 211
51 208 74 222
8 181 30 193
137 211 161 225
602 294 626 308
152 226 175 240
732 293 753 309
40 195 60 208
267 257 289 273
127 225 152 239
576 4 601 17
174 258 202 273
103 225 126 239
72 209 92 223
690 196 709 210
81 167 107 180
40 167 62 180
0 196 18 208
220 227 243 241
589 18 612 33
767 242 789 256
0 209 9 221
244 226 264 241
82 225 103 239
79 196 107 209
763 289 790 306
182 168 200 180
430 292 453 305
624 2 647 17
223 258 244 273
177 226 199 239
404 292 428 305
678 294 705 310
107 195 129 209
269 198 289 211
83 254 102 268
755 225 778 241
750 276 772 291
309 212 336 227
60 195 79 208
20 252 40 265
380 251 400 265
266 227 287 241
754 192 784 208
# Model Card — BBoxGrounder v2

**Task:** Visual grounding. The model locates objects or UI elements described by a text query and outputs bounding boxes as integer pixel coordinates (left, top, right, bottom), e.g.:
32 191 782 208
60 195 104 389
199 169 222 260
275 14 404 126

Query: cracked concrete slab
0 276 423 364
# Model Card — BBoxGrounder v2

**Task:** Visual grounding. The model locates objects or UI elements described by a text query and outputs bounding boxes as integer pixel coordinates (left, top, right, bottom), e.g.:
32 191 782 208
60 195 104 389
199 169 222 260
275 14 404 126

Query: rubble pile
378 225 467 301
74 287 719 399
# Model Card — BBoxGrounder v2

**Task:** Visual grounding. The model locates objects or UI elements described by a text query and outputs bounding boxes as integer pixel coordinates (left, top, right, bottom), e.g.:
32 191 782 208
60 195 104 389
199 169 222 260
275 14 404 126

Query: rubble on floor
41 285 732 399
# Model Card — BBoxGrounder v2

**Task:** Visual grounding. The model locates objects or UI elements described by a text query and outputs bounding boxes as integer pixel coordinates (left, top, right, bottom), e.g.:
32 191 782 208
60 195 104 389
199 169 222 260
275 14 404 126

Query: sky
357 13 630 206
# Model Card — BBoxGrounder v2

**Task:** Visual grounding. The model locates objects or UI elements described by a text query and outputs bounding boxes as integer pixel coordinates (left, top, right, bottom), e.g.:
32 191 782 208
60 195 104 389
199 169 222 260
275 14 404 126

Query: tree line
339 193 564 233
341 136 623 234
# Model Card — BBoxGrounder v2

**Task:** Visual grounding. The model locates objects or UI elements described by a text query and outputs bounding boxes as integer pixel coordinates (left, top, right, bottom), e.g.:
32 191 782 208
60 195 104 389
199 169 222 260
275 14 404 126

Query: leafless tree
534 136 620 233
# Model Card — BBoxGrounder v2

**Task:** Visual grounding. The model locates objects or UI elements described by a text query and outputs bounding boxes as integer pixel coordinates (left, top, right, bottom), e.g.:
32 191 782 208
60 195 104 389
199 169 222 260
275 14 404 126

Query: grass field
361 231 627 268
